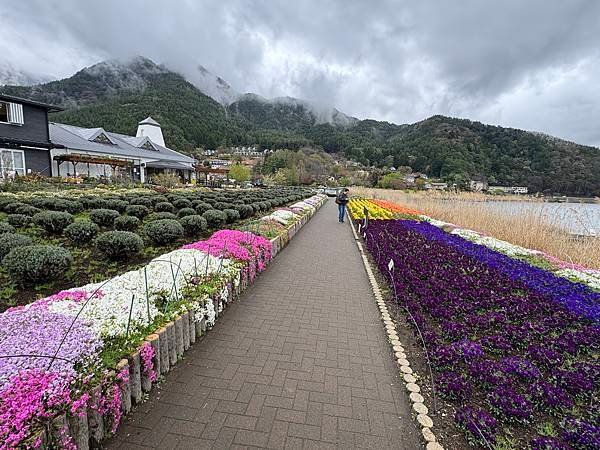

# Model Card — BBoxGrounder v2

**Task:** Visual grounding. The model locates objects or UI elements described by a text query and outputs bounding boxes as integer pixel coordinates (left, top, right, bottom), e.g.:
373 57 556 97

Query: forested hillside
2 57 599 195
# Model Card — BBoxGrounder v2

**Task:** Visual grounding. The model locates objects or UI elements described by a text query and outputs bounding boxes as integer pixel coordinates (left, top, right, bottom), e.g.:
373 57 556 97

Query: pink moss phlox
182 229 272 271
0 369 72 449
6 289 105 314
116 367 129 385
139 342 157 383
69 392 90 418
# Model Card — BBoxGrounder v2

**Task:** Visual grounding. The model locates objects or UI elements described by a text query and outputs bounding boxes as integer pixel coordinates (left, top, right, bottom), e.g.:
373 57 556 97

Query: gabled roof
49 122 194 166
138 116 160 127
0 93 63 112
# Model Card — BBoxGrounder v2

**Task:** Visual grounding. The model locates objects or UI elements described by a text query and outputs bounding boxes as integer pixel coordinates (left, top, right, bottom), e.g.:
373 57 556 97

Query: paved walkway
107 201 419 449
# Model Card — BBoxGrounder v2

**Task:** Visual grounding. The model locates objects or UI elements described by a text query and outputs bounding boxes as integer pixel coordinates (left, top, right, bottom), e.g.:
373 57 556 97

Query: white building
49 117 195 183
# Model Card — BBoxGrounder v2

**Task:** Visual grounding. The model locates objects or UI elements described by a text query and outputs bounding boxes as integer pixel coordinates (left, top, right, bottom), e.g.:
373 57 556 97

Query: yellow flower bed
348 198 394 219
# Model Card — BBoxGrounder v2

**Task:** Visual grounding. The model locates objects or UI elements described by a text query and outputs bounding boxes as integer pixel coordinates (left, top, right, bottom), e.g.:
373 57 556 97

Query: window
93 133 114 145
0 102 8 123
0 149 26 178
140 140 156 150
0 101 24 125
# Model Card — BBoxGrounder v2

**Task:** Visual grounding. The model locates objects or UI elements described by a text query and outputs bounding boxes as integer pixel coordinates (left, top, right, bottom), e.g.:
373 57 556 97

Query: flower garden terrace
0 192 326 448
348 197 599 449
0 186 313 312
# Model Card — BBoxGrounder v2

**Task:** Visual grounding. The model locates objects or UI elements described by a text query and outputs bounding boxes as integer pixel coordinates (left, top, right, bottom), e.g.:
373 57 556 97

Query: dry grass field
352 187 600 269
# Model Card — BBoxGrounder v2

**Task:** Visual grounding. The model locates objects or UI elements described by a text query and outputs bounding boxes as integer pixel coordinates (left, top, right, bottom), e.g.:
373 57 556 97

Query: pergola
54 153 135 178
194 165 230 185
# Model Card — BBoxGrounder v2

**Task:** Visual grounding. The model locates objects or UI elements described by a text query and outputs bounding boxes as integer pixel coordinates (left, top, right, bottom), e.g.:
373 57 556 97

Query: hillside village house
0 94 195 183
0 94 63 179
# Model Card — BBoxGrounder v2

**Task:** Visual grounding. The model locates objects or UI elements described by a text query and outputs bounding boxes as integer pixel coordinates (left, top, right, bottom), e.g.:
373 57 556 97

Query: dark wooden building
0 94 63 178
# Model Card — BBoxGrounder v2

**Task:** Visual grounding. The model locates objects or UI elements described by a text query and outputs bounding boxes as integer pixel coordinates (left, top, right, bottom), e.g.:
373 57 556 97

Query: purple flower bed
363 219 599 448
0 309 102 388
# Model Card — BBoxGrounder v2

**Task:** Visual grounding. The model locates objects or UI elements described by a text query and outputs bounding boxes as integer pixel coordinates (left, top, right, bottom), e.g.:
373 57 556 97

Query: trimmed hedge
179 215 207 236
177 208 196 218
0 222 16 234
89 209 120 227
7 214 32 228
14 205 41 216
194 202 213 214
114 215 141 231
95 231 143 260
2 245 72 283
125 205 150 219
33 211 74 234
154 202 175 213
223 209 240 223
0 233 33 259
64 221 99 244
143 219 184 246
146 212 177 222
202 210 227 228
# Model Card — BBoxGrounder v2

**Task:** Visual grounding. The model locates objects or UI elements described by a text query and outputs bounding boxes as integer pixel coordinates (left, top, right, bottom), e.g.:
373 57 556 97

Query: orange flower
370 199 421 216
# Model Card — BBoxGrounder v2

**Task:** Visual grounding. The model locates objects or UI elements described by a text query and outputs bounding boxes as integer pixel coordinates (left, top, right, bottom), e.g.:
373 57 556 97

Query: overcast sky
2 0 600 146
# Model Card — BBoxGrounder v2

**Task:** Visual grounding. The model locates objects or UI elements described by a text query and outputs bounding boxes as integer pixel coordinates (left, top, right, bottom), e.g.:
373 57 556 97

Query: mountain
1 57 599 195
191 65 240 105
0 62 50 86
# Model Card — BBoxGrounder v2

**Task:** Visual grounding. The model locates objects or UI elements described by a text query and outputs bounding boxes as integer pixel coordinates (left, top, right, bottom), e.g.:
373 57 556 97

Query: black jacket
336 193 349 205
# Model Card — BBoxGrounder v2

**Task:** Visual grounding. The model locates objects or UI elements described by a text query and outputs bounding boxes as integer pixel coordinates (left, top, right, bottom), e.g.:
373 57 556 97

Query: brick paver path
107 200 420 449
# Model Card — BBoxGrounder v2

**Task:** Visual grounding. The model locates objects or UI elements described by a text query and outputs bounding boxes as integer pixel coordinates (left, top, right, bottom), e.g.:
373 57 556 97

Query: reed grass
352 187 600 270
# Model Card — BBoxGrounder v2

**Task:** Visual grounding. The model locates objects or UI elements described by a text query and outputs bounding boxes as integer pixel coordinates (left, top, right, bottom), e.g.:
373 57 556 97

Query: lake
474 200 600 236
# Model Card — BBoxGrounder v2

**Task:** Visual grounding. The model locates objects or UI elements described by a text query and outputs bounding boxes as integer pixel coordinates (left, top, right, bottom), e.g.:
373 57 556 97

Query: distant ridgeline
3 57 599 195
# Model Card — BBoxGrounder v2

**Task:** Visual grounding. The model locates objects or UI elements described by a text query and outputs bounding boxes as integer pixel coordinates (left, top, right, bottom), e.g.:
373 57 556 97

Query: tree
228 163 251 183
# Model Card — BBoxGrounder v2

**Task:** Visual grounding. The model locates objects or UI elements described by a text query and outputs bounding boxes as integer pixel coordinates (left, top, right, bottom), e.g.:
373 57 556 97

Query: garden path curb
348 213 445 450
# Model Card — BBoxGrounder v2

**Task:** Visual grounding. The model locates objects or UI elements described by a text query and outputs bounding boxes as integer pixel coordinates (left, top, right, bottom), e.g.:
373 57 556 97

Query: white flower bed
48 249 239 337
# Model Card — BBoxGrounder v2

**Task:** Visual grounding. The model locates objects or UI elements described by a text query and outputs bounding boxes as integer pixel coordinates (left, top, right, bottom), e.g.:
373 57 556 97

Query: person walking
335 188 350 223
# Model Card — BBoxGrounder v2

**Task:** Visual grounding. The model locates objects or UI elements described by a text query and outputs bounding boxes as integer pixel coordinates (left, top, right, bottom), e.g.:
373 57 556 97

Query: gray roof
139 116 160 126
49 123 195 167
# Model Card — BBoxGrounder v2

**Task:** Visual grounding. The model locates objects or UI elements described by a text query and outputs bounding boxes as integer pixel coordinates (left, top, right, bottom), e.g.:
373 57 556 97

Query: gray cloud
2 0 600 146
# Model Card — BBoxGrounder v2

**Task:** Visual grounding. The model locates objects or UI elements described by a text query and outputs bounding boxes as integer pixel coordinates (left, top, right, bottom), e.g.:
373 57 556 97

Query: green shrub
14 205 41 216
95 231 143 260
129 197 154 207
151 195 169 205
36 198 83 214
143 219 184 245
223 209 240 223
64 221 99 244
114 215 141 231
7 214 32 228
0 222 15 234
173 198 192 209
0 233 33 259
202 210 227 228
234 204 254 219
33 211 74 234
146 212 178 222
4 202 27 214
213 201 233 211
194 202 213 214
0 197 17 211
2 245 72 283
105 199 129 213
177 208 196 218
179 215 207 236
89 208 120 227
125 204 150 219
154 202 175 213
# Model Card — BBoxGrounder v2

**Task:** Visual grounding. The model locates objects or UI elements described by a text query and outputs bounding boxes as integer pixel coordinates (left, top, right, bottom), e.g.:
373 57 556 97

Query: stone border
348 214 444 450
31 197 327 450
